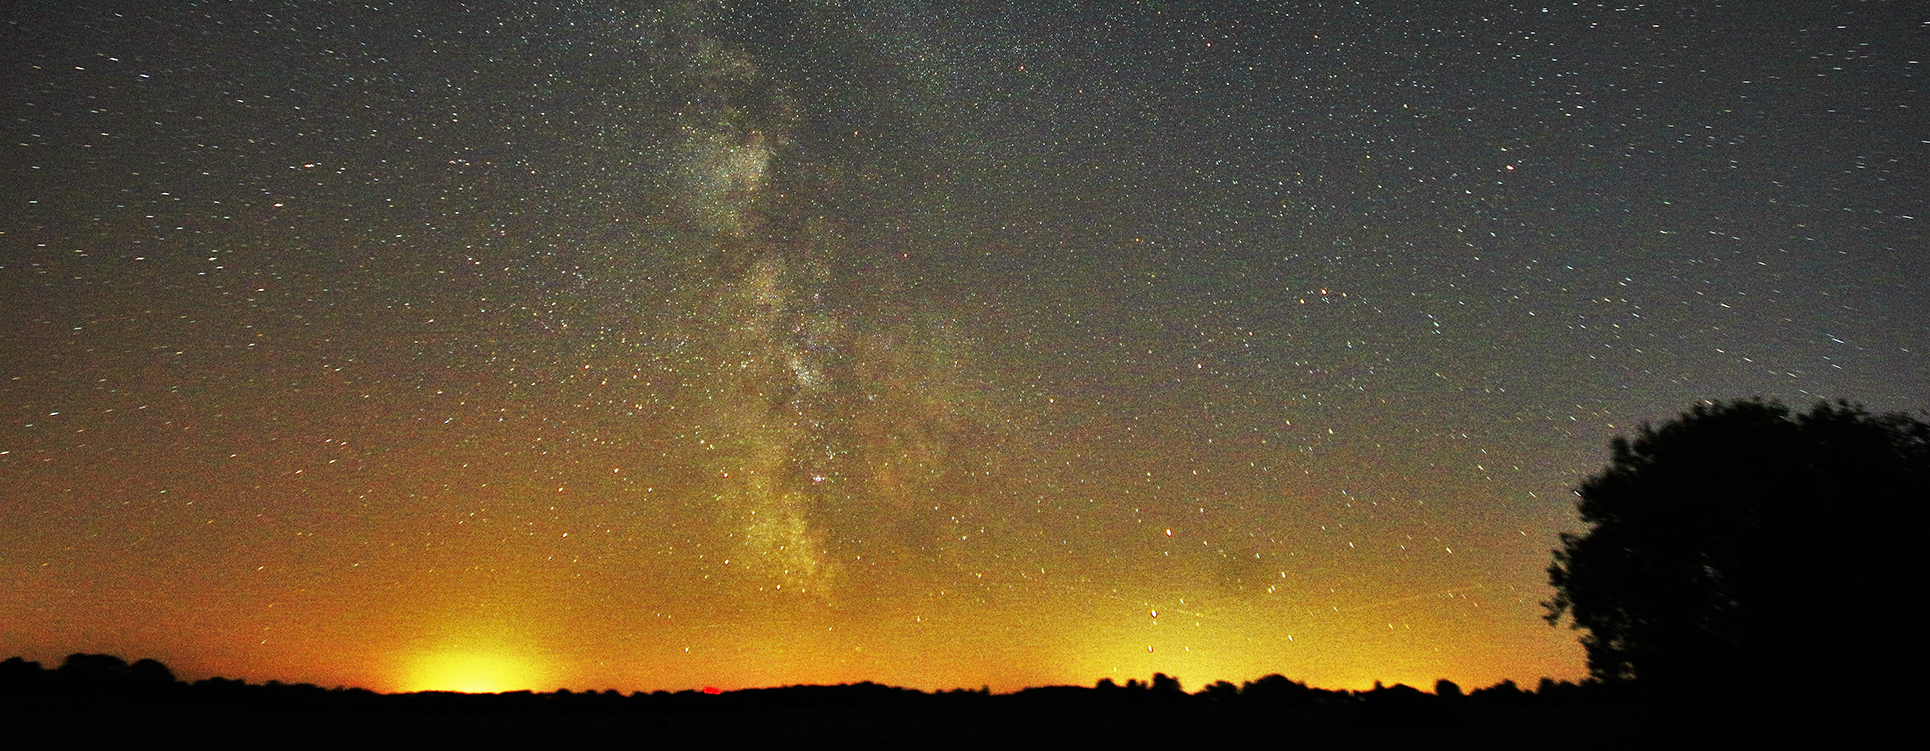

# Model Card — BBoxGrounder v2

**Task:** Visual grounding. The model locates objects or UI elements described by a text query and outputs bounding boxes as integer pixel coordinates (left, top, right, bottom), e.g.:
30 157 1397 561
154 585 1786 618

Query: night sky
3 1 1924 695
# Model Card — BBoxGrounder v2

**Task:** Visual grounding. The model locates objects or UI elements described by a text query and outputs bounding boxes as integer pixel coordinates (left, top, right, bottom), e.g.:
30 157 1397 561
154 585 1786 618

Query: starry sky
2 1 1924 695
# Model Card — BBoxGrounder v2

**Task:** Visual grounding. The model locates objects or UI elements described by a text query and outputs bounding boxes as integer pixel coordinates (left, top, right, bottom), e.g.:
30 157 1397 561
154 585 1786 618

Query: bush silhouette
1468 679 1526 705
1199 680 1239 702
128 658 177 689
1545 399 1926 697
58 653 130 681
1358 683 1455 728
1239 674 1320 706
0 657 48 694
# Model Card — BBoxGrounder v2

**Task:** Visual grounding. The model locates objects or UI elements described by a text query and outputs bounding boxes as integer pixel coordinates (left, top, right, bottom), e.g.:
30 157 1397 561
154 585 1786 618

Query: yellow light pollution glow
402 652 539 695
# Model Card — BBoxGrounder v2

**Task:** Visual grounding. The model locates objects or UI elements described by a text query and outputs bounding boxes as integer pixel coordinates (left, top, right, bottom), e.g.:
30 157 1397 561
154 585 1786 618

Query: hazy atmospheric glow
403 652 546 695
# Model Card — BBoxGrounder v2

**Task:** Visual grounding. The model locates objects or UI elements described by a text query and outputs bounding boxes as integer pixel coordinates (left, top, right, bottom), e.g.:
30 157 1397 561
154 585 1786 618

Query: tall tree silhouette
1545 399 1926 695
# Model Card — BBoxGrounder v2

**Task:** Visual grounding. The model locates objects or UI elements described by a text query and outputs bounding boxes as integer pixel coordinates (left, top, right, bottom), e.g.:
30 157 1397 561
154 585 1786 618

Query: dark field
0 655 1805 748
3 695 1769 749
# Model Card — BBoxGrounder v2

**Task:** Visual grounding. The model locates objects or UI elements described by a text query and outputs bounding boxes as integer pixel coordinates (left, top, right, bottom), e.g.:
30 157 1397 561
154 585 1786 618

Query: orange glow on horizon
400 652 545 694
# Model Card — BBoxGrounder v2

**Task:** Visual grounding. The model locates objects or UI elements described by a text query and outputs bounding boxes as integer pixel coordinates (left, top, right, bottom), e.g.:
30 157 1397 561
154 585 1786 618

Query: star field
2 1 1924 694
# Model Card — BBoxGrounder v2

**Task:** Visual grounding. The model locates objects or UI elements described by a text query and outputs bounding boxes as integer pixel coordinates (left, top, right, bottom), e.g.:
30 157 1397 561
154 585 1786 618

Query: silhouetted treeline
0 653 1625 721
5 654 1746 748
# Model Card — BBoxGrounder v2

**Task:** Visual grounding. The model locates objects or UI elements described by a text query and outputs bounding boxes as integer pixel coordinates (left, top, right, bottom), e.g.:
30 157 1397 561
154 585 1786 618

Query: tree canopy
1545 399 1927 693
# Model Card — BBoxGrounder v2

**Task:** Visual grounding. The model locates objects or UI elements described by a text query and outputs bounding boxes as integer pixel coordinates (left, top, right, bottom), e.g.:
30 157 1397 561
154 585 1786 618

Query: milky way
634 3 1022 598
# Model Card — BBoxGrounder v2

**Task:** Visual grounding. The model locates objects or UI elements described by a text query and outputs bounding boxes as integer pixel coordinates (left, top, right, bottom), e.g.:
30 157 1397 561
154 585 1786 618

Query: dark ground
2 697 1777 749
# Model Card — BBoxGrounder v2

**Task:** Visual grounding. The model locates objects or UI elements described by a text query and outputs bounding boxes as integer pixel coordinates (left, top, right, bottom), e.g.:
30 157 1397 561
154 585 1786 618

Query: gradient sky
2 1 1924 695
